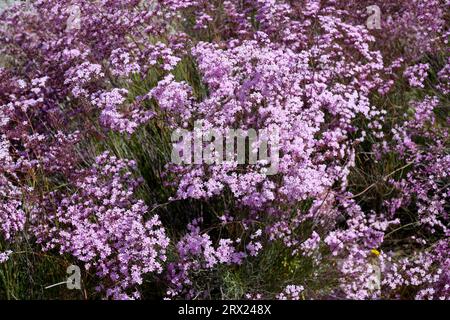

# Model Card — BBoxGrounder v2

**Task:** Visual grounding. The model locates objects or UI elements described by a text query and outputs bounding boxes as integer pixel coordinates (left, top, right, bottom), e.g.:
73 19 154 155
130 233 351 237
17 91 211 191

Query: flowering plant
0 0 448 300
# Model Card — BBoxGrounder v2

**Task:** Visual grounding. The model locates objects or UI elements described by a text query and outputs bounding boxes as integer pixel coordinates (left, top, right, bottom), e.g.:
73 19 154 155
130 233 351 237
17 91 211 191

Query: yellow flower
371 249 381 256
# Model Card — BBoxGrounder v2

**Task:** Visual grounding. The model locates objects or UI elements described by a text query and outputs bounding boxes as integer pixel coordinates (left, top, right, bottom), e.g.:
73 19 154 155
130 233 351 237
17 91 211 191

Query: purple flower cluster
0 0 448 300
166 219 247 299
33 152 169 299
404 64 430 88
166 33 382 209
277 285 305 300
0 136 26 240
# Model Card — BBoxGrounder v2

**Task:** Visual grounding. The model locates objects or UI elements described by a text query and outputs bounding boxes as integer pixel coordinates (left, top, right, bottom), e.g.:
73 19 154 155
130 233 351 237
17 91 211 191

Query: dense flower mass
0 0 448 300
32 152 169 299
